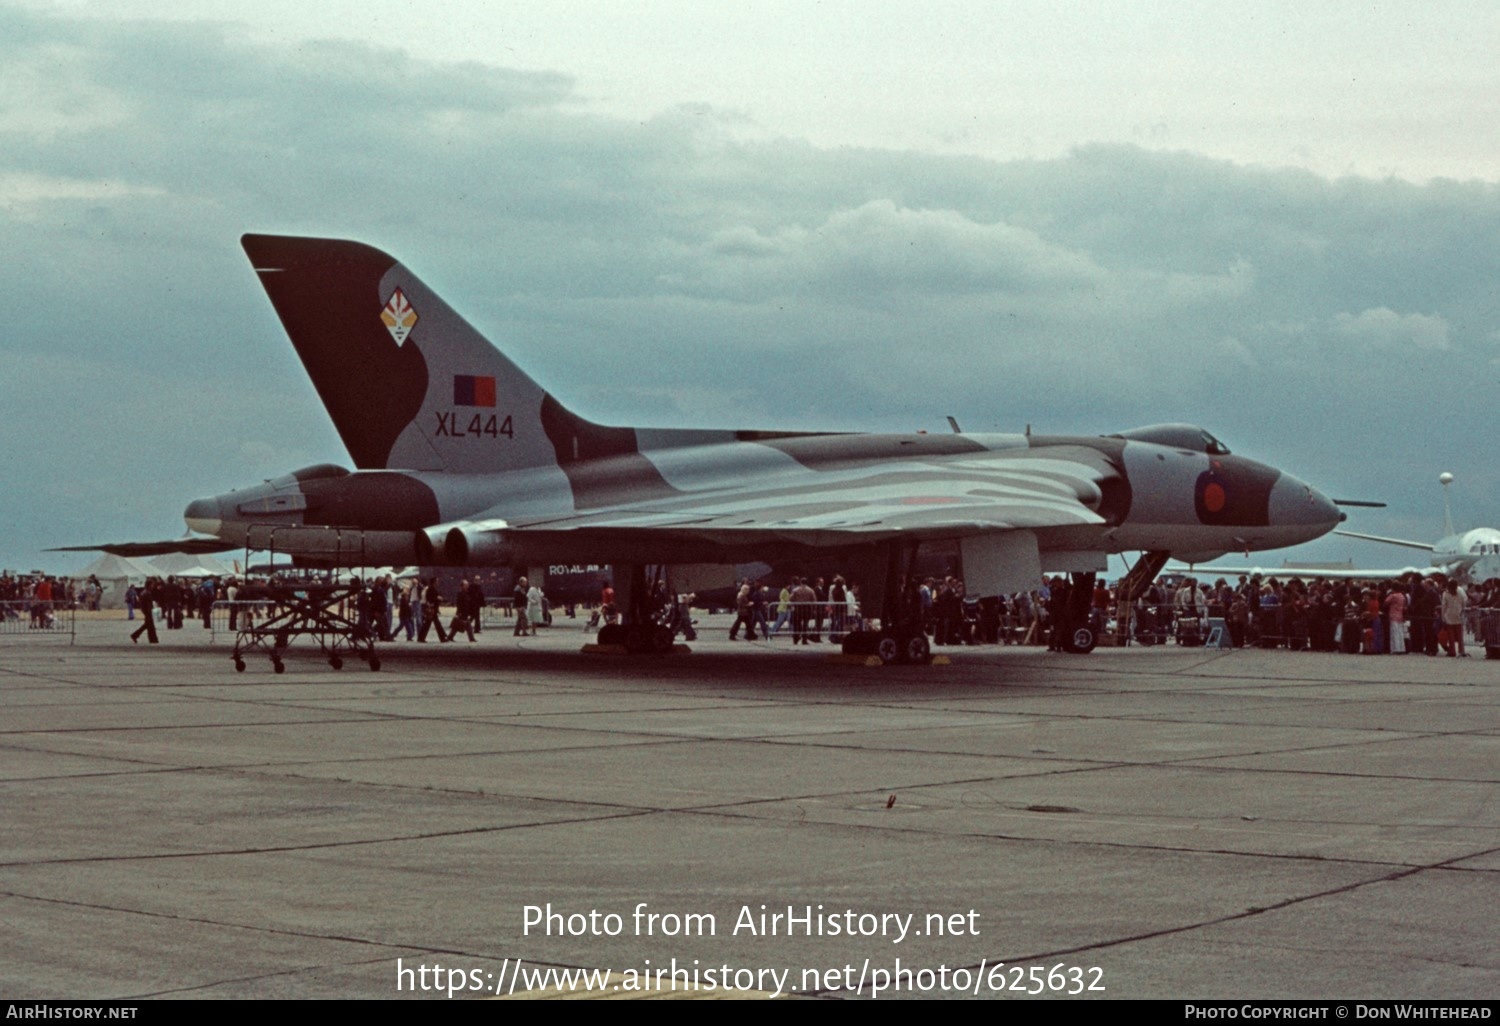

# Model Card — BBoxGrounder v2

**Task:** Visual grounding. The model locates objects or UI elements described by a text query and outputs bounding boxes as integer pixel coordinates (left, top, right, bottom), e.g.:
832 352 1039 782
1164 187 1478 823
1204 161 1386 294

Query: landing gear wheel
368 656 381 672
650 625 674 653
329 655 343 670
904 633 932 665
272 659 285 674
621 625 645 653
876 634 903 665
1066 625 1097 654
233 658 246 672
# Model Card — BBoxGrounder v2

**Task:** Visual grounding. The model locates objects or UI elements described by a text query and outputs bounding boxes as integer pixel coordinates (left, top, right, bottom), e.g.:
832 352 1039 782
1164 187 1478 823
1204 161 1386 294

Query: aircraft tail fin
241 234 625 475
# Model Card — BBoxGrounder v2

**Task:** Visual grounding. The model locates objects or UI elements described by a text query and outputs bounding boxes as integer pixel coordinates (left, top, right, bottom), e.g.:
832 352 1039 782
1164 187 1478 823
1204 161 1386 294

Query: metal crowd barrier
481 601 516 625
1126 603 1493 653
0 601 75 642
1475 608 1499 659
1131 603 1336 650
200 600 283 640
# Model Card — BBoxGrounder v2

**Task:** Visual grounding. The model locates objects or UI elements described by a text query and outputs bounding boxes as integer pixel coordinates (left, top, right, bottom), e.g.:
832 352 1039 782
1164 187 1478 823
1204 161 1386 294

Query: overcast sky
5 0 1499 576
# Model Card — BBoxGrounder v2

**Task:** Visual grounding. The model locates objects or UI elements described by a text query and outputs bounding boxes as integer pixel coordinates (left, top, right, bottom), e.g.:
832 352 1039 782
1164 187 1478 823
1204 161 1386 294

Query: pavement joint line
10 717 1494 785
127 953 413 1000
665 800 1500 873
0 808 662 868
1 718 710 749
0 888 530 1000
818 857 1500 999
32 753 1490 877
739 731 1499 780
952 842 1500 974
0 713 393 737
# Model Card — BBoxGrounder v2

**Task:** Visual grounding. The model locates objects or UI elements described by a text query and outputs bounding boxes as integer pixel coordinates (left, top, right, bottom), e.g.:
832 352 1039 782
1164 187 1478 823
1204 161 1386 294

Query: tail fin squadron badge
381 288 418 346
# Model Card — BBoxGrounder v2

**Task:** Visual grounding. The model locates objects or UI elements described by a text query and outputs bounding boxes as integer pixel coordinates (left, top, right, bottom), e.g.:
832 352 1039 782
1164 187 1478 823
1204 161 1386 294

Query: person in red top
28 576 53 628
600 579 617 624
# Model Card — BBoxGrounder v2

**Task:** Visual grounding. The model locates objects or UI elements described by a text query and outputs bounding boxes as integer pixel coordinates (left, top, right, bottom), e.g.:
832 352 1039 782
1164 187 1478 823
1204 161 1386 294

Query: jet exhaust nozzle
420 520 514 566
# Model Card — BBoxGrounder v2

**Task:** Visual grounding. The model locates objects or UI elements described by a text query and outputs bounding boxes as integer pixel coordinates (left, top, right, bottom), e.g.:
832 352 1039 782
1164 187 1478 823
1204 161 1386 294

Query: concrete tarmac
2 615 1496 1000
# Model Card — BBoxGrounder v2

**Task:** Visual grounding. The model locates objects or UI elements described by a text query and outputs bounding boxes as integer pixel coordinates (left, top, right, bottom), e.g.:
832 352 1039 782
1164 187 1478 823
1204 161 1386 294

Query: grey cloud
5 5 1500 569
1333 308 1451 351
696 199 1105 300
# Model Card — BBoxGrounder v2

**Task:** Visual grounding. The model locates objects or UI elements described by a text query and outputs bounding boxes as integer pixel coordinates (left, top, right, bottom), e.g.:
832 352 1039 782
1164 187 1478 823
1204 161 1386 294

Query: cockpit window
1199 429 1230 456
1111 423 1233 455
291 464 352 481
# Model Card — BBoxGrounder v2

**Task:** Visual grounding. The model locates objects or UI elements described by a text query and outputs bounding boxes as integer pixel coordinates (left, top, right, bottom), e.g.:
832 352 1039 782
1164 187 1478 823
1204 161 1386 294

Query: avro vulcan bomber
74 235 1344 660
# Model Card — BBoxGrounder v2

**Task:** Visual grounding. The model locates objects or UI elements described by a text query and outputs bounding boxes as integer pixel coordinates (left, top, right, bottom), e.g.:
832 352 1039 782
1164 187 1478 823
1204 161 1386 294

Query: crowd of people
116 573 503 645
1140 573 1493 656
0 572 100 628
123 575 251 643
726 576 865 643
719 570 1496 656
338 575 498 644
5 563 1494 658
724 574 1034 646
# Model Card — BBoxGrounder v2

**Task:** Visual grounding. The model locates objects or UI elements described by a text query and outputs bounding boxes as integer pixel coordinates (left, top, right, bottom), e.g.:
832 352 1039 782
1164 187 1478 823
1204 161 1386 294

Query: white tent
332 566 419 584
149 552 235 578
70 553 157 610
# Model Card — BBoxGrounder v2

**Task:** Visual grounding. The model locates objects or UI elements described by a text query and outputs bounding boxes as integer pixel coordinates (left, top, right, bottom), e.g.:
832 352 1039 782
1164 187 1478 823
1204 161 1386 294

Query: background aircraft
1330 474 1500 582
64 235 1344 661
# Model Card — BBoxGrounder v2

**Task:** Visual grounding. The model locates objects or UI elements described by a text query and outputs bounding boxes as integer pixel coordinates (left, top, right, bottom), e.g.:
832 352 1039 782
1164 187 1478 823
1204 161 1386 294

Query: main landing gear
1064 620 1098 655
1054 570 1100 654
596 621 676 654
591 564 682 655
841 628 933 665
835 542 935 665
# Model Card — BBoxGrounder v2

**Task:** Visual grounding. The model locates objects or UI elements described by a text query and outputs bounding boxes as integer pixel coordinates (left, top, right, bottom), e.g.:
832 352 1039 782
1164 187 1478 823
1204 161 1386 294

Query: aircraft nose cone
184 496 222 534
1268 474 1341 536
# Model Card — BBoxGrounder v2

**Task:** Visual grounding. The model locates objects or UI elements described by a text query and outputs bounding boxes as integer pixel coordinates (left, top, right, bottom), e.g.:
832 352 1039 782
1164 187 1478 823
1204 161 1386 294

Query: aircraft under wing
49 537 239 558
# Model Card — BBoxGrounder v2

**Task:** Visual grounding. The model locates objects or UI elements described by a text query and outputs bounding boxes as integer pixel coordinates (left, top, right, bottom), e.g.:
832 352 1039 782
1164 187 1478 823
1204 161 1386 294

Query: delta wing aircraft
68 235 1345 661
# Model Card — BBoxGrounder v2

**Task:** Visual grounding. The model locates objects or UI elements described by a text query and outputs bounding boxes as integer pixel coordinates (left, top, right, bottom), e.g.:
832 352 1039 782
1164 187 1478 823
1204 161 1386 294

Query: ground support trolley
232 583 380 673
